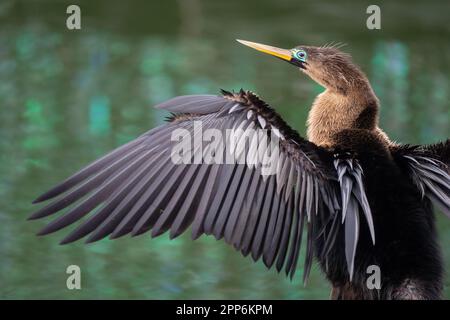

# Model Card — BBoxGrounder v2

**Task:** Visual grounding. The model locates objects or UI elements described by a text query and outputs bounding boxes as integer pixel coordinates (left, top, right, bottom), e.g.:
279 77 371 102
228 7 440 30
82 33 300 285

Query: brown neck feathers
306 66 381 148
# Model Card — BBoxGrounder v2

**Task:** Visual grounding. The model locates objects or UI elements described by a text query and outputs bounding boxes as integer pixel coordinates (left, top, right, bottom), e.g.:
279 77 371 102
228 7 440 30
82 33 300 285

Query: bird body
303 44 445 298
316 132 443 299
29 40 450 299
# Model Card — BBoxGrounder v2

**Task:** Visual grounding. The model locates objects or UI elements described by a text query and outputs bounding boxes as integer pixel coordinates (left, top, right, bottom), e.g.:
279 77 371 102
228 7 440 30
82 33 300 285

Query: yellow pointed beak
236 39 292 62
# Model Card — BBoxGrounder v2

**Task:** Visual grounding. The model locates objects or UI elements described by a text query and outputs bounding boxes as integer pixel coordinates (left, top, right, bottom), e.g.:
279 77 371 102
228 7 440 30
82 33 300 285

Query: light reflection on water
0 0 449 299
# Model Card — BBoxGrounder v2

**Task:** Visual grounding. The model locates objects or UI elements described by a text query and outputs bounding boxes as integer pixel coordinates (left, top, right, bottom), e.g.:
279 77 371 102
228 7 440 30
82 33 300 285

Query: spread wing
391 141 450 217
29 90 373 281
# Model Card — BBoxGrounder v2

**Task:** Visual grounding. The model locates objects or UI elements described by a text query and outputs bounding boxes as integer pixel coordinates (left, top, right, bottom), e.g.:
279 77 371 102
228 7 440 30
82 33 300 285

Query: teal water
0 0 449 299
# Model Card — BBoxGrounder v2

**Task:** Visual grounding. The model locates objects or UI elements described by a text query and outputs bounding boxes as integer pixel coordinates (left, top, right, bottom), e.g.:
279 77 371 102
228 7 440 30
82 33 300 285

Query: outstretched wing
391 141 450 217
29 90 373 281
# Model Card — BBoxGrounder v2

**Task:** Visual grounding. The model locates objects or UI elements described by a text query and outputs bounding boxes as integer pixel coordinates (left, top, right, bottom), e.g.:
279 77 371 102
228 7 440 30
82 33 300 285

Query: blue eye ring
292 49 307 62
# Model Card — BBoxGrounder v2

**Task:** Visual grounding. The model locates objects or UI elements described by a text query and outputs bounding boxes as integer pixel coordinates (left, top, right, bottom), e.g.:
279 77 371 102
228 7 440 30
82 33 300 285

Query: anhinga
29 40 450 300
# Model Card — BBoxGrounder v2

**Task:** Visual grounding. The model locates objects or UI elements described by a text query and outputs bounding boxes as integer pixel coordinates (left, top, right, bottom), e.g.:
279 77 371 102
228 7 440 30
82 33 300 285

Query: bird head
237 39 365 94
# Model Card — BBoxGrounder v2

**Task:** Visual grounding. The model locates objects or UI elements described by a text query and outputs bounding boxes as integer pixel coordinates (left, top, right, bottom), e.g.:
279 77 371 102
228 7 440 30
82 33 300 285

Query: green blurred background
0 0 449 299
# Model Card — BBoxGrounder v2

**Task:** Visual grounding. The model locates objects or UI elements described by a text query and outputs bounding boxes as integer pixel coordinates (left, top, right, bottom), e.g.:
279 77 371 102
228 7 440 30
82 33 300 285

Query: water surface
0 0 449 299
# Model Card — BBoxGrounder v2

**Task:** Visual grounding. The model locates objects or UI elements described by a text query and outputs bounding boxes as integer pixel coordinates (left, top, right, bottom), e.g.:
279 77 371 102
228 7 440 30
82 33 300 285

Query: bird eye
292 49 307 62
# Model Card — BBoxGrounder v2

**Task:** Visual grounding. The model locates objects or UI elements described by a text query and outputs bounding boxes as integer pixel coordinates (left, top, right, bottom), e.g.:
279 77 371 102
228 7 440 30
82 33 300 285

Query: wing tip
32 193 49 204
32 197 43 205
28 209 54 221
32 189 59 204
36 227 53 237
109 231 125 240
27 213 40 221
84 232 106 244
59 237 74 245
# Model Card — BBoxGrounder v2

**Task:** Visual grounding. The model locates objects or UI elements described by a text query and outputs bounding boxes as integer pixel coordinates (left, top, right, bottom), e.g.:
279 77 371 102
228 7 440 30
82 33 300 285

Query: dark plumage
29 40 450 299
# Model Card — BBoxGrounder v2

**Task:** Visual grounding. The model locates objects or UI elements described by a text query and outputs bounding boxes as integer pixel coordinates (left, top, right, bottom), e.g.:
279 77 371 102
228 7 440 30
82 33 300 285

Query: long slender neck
306 71 380 148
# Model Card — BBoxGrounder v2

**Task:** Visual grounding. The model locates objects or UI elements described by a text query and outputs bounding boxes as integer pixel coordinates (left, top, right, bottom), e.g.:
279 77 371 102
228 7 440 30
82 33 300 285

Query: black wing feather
30 90 372 282
392 144 450 218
